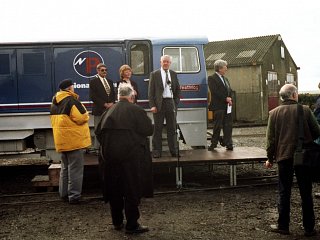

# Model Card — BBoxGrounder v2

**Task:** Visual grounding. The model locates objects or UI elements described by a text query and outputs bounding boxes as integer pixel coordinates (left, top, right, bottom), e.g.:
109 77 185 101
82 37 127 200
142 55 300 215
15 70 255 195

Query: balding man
95 83 153 234
265 84 320 237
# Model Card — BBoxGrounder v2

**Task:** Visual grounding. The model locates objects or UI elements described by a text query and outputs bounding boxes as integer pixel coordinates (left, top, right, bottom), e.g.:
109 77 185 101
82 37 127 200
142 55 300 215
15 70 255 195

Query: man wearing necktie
208 59 234 151
89 63 116 199
90 63 116 149
148 55 181 158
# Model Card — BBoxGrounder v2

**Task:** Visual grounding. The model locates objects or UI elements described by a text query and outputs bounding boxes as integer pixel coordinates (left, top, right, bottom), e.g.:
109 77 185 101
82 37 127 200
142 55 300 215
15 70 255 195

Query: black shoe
208 144 216 151
61 196 68 202
226 145 233 151
304 229 317 237
270 224 289 235
219 136 225 147
125 225 149 234
152 152 161 158
69 198 83 205
114 223 124 231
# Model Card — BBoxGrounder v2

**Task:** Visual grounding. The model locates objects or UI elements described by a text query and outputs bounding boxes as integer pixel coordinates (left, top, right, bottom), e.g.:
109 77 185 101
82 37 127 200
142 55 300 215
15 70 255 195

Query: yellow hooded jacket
50 90 91 152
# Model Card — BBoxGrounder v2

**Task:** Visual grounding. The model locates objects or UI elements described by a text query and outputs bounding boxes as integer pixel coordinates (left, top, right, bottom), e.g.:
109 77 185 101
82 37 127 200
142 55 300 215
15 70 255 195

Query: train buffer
32 147 267 190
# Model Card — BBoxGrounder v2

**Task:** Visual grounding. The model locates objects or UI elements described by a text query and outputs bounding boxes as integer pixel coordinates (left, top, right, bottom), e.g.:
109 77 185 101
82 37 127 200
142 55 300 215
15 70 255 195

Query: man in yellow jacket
50 79 91 204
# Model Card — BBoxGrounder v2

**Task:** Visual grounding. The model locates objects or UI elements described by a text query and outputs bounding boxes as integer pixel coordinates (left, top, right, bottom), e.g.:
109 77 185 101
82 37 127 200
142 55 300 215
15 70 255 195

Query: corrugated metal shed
204 34 297 68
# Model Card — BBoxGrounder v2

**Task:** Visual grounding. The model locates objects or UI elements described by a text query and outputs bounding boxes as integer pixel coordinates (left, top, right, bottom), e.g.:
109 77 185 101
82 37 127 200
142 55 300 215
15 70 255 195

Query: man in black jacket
89 63 116 151
95 83 153 234
208 59 233 151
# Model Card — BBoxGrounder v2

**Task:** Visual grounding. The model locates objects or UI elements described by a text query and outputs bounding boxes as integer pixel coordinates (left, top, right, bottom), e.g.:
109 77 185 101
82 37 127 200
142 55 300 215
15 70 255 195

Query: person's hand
226 97 232 105
151 107 157 113
264 160 273 169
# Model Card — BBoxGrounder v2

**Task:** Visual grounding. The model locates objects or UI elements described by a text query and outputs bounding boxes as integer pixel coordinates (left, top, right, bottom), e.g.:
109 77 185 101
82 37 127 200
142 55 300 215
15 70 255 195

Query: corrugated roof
204 34 281 68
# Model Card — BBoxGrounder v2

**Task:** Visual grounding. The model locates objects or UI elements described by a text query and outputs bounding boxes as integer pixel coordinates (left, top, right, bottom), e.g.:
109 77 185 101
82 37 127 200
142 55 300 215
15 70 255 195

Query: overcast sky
1 0 319 92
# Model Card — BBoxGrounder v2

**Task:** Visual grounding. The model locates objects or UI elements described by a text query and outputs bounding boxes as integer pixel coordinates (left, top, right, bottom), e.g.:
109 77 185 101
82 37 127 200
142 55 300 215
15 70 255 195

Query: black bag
293 104 320 182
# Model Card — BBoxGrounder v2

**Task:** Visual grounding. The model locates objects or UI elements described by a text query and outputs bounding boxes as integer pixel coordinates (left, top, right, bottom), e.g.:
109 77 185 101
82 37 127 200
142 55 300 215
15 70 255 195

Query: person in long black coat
95 83 153 234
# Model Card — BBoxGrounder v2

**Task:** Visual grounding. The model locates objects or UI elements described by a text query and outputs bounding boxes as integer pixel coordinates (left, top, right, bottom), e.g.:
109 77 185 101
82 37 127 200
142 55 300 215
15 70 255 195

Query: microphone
167 79 171 85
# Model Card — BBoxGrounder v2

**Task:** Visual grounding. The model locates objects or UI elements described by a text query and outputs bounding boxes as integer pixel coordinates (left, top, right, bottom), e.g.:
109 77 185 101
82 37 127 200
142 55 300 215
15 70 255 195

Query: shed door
267 71 279 111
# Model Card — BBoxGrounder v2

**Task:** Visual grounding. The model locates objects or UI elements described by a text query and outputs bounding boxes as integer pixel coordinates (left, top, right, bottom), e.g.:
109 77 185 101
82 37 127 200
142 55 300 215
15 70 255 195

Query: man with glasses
89 63 116 151
89 63 116 200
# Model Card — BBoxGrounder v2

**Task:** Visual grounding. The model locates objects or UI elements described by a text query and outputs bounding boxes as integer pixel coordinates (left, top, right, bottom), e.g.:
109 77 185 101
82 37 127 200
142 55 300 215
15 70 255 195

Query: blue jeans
277 158 315 231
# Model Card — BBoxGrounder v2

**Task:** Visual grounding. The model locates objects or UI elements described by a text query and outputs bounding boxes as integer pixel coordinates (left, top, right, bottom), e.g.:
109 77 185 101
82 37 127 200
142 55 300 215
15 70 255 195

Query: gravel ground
1 126 320 240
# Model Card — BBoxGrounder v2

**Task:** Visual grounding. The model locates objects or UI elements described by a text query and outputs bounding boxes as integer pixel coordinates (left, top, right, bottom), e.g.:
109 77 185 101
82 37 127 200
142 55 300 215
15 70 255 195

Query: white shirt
216 72 226 86
161 68 172 98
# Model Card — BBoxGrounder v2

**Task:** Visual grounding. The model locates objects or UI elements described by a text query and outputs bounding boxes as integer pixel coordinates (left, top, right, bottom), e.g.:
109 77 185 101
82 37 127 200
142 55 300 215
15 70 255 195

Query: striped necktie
102 78 111 95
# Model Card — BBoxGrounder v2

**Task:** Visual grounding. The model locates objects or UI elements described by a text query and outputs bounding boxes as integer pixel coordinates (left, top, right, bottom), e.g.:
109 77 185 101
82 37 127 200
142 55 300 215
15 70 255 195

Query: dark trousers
107 161 141 230
211 109 233 147
109 194 140 230
277 159 315 231
152 99 177 154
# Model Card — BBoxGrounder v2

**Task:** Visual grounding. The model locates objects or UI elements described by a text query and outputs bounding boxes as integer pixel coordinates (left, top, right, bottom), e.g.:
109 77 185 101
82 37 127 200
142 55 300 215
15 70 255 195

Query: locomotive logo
73 50 104 78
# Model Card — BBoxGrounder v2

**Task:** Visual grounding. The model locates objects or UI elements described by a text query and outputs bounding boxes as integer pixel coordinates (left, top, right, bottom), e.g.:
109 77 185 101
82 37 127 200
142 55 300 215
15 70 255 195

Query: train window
23 53 45 74
130 44 149 75
0 54 10 74
163 47 200 73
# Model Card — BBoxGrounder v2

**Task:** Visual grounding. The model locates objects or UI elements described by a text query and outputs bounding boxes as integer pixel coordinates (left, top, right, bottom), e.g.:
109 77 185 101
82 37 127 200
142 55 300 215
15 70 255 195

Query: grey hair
117 82 134 99
214 59 227 72
279 84 297 101
161 55 172 62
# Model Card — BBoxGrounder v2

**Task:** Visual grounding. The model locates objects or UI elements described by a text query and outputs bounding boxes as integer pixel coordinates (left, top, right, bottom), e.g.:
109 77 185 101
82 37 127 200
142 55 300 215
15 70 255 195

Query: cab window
163 47 200 73
130 44 150 75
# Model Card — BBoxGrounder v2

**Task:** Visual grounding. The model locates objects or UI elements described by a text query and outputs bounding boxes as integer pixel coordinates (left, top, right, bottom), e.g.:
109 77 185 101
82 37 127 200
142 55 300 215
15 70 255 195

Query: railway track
0 174 278 206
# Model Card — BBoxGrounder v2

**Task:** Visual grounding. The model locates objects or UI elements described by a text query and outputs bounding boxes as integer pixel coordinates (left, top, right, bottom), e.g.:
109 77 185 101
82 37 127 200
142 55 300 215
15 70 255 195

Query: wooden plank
31 175 58 187
47 147 267 168
152 147 267 165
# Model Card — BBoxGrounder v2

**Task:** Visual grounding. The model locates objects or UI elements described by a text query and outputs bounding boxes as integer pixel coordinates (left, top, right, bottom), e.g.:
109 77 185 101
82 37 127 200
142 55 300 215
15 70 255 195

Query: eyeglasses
100 69 107 72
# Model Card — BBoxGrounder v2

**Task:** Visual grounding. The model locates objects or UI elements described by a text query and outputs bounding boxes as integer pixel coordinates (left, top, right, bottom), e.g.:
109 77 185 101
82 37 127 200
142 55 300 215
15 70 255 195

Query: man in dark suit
148 55 180 158
208 59 233 151
89 63 116 151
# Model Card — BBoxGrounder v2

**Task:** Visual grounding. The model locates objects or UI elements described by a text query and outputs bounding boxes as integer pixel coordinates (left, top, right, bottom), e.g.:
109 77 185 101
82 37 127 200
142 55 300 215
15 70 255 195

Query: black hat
59 79 73 90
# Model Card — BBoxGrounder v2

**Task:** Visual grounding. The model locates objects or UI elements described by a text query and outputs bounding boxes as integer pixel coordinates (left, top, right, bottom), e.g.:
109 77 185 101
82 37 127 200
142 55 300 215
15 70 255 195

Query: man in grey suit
148 55 180 158
208 59 233 151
